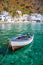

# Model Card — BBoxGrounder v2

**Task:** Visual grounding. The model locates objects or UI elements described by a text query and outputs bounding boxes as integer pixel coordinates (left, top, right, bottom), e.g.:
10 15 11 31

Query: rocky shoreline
0 21 31 24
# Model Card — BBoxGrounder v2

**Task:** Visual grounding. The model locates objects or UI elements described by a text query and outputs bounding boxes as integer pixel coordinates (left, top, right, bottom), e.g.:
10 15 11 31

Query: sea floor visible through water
0 23 43 65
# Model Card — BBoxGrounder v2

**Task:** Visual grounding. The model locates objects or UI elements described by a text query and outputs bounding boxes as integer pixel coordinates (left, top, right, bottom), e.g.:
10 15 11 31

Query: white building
0 14 6 21
30 13 42 22
23 14 30 21
16 10 22 17
13 14 30 21
0 11 13 22
41 15 43 22
1 11 9 16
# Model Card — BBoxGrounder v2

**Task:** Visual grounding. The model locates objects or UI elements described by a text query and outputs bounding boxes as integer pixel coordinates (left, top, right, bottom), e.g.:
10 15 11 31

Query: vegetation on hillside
0 0 43 16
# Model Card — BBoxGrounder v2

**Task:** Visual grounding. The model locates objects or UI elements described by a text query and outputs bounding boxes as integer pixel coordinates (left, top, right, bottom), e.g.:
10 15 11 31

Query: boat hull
11 46 22 50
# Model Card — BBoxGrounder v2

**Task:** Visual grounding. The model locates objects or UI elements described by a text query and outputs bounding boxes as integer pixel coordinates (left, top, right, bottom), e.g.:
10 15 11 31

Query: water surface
0 23 43 65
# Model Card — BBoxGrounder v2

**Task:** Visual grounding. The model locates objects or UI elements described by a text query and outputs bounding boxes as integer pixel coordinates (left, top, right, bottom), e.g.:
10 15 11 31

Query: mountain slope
0 0 43 16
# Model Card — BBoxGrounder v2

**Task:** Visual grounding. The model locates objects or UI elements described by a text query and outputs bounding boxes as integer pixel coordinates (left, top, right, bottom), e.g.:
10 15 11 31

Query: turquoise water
0 23 43 65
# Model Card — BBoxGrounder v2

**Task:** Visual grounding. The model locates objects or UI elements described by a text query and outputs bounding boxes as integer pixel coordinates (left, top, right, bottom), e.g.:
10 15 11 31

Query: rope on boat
0 43 9 64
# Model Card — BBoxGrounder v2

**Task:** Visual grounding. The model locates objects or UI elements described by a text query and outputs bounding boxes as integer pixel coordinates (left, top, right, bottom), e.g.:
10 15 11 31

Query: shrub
26 6 32 9
3 7 8 11
20 4 25 6
0 18 2 20
16 2 19 4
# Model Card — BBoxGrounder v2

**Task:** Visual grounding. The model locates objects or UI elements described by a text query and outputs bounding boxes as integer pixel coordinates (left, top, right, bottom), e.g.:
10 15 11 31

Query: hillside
0 0 43 16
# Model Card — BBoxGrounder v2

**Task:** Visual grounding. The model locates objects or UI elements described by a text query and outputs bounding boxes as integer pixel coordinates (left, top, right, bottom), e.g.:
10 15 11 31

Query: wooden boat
9 33 34 50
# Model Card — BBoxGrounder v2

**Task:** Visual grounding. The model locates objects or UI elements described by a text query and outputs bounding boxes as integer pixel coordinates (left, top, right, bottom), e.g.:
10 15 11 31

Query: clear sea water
0 23 43 65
